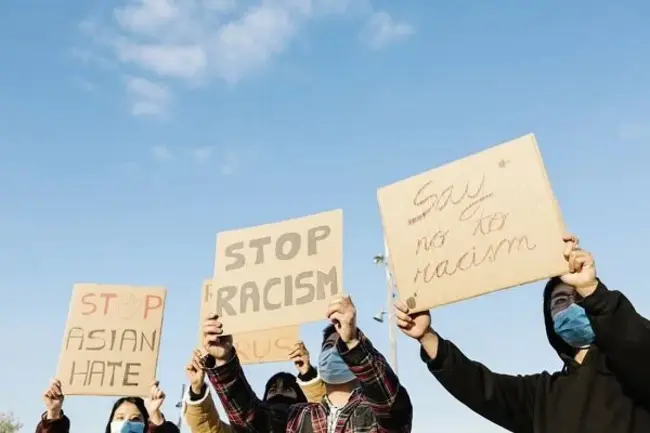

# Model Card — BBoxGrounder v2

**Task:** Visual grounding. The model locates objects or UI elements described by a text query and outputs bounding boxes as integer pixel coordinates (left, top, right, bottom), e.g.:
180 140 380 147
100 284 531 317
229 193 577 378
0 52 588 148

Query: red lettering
81 293 97 315
100 293 118 315
144 295 162 319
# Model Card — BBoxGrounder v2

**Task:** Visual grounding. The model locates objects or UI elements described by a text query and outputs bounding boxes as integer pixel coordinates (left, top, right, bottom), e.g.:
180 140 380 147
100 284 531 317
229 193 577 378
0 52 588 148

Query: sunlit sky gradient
1 1 649 432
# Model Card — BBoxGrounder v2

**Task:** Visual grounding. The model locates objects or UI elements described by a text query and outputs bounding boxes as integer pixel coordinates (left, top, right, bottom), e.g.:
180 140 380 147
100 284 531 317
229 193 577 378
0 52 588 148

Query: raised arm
289 341 326 404
579 280 650 400
183 383 232 433
327 295 413 433
184 350 232 433
202 315 285 433
36 380 69 433
560 237 650 401
395 302 541 433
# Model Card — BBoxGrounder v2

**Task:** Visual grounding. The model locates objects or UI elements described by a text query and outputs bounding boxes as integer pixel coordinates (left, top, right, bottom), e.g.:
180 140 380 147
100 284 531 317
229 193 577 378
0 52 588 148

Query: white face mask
110 421 145 433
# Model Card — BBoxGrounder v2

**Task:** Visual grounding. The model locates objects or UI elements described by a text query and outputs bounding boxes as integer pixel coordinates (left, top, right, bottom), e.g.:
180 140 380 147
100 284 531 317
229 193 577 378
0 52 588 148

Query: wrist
213 351 234 367
577 280 599 298
418 328 437 344
191 383 204 395
46 409 62 420
149 411 164 425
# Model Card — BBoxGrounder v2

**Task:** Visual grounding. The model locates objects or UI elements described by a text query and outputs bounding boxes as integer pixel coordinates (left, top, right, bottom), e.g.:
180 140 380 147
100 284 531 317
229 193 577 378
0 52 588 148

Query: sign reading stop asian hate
57 284 166 396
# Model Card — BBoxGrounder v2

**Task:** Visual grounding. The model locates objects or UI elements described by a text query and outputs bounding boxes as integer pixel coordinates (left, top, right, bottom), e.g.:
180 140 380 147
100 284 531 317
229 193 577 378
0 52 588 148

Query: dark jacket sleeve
580 279 650 401
35 413 70 433
337 330 413 433
424 337 542 433
204 352 286 433
150 419 180 433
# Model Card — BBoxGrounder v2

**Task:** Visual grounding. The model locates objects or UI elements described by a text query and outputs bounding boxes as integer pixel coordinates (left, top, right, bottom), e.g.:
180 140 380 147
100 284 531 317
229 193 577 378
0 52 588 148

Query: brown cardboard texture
234 326 300 365
377 133 567 312
204 209 343 334
56 283 167 396
197 283 300 365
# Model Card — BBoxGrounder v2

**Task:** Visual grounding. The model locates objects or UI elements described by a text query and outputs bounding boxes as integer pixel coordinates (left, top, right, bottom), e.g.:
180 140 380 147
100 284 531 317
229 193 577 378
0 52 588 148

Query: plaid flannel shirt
205 329 412 433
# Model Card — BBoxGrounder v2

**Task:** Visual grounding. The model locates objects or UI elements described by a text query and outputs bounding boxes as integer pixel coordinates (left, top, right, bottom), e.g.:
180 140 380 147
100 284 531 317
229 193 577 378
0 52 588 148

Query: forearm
338 330 412 426
204 352 266 432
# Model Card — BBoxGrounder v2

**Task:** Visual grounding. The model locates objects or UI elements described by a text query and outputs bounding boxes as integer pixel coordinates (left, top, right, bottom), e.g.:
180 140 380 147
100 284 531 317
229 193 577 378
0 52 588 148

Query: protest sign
377 133 567 312
57 283 166 396
203 209 343 335
234 326 300 365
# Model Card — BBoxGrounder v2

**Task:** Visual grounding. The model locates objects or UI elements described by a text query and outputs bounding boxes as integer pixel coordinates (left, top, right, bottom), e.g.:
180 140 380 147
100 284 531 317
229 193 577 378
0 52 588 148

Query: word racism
211 225 339 317
62 291 164 390
409 173 536 284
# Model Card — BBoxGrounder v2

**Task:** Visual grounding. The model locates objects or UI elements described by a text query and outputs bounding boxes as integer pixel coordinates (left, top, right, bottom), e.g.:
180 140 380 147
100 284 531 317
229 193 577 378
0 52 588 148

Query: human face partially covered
549 282 583 318
265 378 298 401
112 401 145 423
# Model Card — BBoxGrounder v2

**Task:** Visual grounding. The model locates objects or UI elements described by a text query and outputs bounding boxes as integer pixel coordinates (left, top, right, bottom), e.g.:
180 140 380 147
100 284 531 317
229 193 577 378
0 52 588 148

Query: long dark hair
104 397 150 433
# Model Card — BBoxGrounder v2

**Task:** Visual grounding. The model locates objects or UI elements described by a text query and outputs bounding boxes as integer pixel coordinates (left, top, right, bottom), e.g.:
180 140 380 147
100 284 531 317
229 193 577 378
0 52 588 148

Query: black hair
104 397 150 433
263 372 307 403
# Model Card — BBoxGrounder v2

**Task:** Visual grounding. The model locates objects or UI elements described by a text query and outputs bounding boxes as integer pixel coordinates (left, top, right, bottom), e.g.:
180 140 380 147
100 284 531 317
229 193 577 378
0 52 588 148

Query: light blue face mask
318 346 356 384
110 421 145 433
552 303 595 348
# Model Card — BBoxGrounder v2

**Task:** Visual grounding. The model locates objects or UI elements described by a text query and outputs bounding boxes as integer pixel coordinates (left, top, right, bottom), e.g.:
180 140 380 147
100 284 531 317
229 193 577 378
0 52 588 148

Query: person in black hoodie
394 234 650 433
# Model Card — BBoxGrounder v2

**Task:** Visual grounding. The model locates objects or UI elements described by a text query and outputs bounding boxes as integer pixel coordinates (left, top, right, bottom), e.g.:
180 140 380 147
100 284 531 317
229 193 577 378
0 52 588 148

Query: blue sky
1 0 650 432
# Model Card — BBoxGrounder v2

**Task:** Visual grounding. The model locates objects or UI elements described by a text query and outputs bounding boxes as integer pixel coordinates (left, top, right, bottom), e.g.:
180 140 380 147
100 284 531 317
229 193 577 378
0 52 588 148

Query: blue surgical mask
110 421 145 433
552 303 595 348
318 346 356 385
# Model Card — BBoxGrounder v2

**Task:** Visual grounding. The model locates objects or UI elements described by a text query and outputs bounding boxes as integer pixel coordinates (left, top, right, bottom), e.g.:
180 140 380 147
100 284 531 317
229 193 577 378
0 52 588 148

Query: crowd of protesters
34 235 650 433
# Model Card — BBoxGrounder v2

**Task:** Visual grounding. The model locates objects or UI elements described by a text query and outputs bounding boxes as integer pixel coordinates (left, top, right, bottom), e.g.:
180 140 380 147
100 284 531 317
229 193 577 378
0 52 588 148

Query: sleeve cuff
297 371 321 386
336 329 372 367
203 350 240 382
184 383 209 405
420 337 448 372
297 365 318 383
578 280 610 315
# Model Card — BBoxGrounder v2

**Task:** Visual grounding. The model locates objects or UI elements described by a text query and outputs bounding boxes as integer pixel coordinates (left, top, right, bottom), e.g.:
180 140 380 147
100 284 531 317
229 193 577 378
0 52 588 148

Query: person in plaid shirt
201 295 413 433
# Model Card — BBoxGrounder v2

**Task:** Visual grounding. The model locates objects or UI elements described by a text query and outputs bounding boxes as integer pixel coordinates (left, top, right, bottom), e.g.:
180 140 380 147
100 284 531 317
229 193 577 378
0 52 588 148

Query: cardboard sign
234 326 300 365
204 209 343 334
57 283 166 396
377 133 567 312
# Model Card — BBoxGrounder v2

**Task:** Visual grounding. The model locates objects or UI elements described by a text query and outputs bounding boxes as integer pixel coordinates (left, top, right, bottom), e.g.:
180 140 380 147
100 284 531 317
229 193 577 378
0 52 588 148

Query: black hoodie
420 279 650 433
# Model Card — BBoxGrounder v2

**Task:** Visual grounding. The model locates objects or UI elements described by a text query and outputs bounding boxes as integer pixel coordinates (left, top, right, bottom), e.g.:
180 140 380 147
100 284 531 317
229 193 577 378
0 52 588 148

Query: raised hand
202 315 234 366
147 381 166 425
185 349 206 394
394 300 432 340
326 295 358 348
560 234 598 297
43 379 64 419
289 341 311 375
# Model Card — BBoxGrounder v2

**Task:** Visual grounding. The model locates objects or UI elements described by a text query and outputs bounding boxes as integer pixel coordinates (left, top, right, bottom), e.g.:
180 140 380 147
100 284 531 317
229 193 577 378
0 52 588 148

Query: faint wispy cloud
126 76 170 117
359 10 414 50
74 1 413 117
191 146 214 164
151 144 173 161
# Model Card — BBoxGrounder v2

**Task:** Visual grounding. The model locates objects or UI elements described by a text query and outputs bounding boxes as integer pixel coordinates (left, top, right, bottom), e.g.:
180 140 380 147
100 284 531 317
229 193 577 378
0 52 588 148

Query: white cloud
151 144 173 161
76 0 412 115
126 76 171 117
359 10 413 50
191 146 213 163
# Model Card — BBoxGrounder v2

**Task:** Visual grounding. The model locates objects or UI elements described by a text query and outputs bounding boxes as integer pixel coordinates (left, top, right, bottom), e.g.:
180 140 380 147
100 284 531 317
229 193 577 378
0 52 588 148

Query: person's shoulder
289 402 321 415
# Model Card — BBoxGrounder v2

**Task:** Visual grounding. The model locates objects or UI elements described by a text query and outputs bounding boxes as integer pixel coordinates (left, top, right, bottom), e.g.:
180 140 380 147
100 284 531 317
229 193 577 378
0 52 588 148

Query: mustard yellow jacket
183 376 325 433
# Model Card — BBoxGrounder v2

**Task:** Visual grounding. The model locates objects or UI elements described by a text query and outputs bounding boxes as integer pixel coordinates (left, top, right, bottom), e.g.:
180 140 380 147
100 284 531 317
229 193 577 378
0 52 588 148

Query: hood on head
263 372 307 404
543 277 578 362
